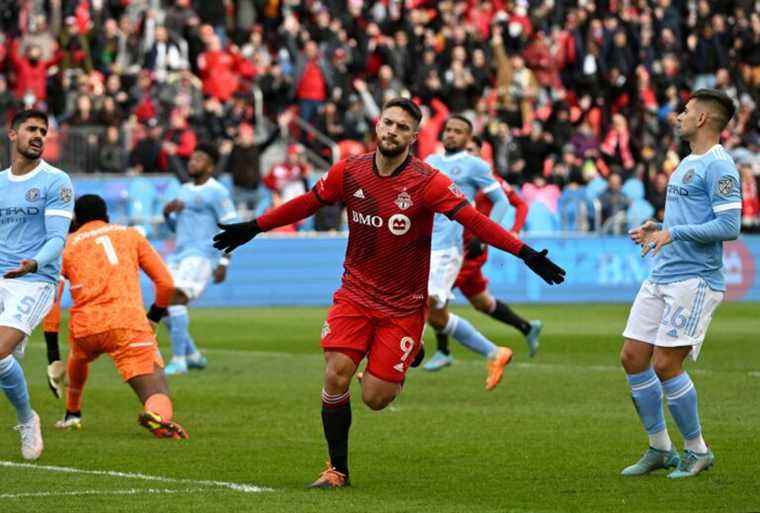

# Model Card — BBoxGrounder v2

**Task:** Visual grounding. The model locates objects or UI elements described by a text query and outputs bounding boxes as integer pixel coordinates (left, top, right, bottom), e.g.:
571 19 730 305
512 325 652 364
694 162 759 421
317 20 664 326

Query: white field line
0 461 272 493
0 487 214 499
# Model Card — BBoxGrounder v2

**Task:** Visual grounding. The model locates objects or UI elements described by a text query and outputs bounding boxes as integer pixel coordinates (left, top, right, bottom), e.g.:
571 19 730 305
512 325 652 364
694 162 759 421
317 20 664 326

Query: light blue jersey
167 177 237 262
0 160 73 284
651 144 742 291
426 151 506 251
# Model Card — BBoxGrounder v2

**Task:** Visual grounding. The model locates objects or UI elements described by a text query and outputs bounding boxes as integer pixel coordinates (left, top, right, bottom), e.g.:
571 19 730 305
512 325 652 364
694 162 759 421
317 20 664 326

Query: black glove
518 245 566 285
213 220 261 253
146 304 168 323
411 344 425 368
466 237 486 259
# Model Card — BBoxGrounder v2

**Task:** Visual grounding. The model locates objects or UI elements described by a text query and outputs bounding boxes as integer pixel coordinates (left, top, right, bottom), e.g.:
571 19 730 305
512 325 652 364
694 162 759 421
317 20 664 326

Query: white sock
684 434 708 454
171 356 187 365
188 351 202 361
648 429 672 451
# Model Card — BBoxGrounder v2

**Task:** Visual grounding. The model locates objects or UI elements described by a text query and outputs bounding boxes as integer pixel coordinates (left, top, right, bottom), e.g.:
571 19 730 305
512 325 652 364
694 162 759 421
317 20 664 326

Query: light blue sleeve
705 159 742 214
35 173 74 267
473 159 508 223
669 160 742 243
32 219 67 267
670 211 740 243
44 173 75 219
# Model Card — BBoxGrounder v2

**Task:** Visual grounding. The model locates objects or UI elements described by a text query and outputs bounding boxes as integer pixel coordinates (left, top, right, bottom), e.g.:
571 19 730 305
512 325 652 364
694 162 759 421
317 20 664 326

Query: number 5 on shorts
393 337 415 373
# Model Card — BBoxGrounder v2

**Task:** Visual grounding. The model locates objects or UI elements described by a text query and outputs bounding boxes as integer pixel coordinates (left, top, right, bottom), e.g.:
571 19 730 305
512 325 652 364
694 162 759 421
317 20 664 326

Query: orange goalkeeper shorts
71 328 164 382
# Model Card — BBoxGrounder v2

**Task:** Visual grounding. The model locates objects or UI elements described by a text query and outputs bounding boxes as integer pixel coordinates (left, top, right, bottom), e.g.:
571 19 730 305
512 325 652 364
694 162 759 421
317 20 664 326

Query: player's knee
652 357 681 381
620 342 648 373
471 295 492 313
427 308 447 331
323 366 351 392
361 389 395 411
171 289 189 305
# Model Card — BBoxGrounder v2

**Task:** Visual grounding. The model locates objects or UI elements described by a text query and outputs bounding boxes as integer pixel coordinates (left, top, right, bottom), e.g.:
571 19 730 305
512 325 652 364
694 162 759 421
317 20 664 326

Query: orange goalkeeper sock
145 393 173 421
66 355 89 412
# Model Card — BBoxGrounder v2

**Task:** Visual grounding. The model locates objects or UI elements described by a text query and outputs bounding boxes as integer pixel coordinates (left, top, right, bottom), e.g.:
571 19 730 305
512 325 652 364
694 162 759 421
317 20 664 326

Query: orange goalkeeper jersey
48 220 174 339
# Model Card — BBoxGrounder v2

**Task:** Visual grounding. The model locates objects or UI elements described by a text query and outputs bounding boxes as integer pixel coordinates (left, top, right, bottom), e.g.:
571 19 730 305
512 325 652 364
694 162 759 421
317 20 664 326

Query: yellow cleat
485 347 513 391
138 411 189 440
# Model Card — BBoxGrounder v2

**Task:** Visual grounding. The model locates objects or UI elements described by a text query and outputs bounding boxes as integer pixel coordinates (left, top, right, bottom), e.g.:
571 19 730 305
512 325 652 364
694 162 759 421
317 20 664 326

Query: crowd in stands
0 0 758 233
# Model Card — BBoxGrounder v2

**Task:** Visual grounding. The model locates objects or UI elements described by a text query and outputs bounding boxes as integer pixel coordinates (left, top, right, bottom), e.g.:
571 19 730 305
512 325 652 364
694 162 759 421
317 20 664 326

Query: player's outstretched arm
453 204 566 285
213 191 324 253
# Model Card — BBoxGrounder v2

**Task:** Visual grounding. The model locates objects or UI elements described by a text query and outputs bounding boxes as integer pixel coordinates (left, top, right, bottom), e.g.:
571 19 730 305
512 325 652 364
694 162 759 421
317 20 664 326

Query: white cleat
47 361 66 399
55 413 82 430
15 410 43 460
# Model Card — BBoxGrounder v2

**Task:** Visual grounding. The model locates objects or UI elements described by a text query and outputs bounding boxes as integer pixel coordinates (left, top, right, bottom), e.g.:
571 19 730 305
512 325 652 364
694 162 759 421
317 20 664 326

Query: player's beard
443 140 464 154
18 143 43 160
377 140 408 157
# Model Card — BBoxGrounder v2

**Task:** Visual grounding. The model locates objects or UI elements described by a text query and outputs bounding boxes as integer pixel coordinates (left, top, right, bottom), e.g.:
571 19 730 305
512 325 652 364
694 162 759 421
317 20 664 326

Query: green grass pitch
1 303 759 513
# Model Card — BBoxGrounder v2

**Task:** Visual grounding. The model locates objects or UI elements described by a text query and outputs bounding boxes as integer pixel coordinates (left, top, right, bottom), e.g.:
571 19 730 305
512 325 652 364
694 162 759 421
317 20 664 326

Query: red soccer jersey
314 152 467 316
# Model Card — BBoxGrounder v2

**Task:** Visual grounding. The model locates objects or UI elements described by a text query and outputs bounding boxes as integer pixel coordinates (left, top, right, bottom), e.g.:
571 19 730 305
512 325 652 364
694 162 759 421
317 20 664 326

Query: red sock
145 393 173 421
66 354 89 412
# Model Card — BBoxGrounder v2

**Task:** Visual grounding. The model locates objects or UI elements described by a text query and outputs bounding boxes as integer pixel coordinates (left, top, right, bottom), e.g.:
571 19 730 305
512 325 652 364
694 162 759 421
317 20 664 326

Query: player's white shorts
623 277 723 361
168 255 213 301
0 279 56 359
428 247 464 309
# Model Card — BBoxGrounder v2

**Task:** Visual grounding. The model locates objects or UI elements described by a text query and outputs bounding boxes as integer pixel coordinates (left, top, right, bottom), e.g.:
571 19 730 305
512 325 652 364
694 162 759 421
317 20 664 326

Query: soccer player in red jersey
213 98 565 488
427 136 543 373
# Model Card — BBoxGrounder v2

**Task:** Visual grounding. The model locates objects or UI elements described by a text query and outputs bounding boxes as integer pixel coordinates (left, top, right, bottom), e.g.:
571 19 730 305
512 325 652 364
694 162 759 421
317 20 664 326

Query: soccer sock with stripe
66 353 89 413
0 355 34 424
443 313 498 358
321 389 351 476
168 305 190 362
626 367 671 451
488 300 531 336
662 372 708 453
435 331 450 355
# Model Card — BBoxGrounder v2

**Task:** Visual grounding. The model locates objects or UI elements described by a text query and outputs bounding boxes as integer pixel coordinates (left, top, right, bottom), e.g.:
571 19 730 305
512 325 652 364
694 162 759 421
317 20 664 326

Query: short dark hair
194 142 220 164
690 88 736 131
469 135 484 148
445 114 473 133
11 109 49 130
382 97 422 126
74 194 109 225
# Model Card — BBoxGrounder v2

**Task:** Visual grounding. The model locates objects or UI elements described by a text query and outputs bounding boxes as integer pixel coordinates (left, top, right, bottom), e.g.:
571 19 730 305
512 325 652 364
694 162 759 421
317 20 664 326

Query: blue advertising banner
57 234 760 308
131 235 759 308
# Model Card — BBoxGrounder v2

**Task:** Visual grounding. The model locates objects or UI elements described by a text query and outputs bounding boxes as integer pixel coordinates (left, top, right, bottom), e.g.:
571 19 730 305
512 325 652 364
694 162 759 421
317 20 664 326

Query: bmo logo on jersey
351 210 383 228
350 210 412 235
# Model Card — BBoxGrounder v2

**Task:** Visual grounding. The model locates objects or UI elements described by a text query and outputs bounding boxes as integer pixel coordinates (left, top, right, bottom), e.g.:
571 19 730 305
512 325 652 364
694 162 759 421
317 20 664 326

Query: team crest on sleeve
717 176 736 196
448 183 463 198
394 190 413 210
25 188 40 202
321 321 331 339
59 187 73 203
682 169 695 184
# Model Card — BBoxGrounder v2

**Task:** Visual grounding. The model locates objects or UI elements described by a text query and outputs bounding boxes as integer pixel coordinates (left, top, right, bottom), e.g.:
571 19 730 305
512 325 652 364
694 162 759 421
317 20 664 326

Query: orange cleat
485 346 513 391
138 411 189 440
308 462 350 489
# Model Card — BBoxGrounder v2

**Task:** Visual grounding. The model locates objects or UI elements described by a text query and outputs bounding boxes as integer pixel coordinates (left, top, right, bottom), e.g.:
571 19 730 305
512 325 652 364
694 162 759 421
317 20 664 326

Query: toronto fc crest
395 191 413 210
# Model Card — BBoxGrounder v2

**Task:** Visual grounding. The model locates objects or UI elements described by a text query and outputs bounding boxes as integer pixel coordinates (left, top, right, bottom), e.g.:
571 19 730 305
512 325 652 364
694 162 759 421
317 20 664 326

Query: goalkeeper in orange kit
43 194 187 439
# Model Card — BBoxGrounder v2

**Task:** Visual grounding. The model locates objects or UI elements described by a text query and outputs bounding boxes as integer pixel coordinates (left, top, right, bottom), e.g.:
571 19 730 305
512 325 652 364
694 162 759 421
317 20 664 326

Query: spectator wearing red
600 114 635 171
159 108 197 172
263 144 311 232
197 35 242 102
8 42 51 103
292 40 332 125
